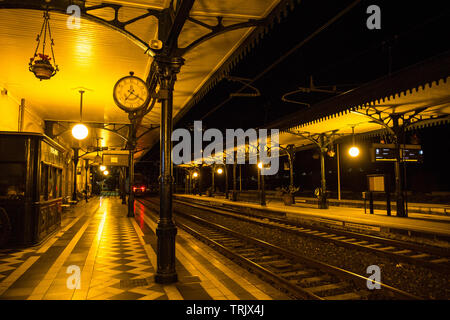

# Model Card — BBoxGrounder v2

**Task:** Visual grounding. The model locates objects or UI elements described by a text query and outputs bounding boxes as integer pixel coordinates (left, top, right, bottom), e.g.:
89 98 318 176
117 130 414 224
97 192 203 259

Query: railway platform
174 194 450 243
0 196 288 300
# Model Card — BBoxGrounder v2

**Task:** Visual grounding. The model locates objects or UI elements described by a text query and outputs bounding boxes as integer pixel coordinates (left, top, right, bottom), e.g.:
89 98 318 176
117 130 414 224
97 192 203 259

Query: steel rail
173 198 450 273
138 198 420 300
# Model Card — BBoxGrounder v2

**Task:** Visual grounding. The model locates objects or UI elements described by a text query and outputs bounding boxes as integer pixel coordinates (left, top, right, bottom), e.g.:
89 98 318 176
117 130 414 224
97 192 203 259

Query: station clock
113 72 151 113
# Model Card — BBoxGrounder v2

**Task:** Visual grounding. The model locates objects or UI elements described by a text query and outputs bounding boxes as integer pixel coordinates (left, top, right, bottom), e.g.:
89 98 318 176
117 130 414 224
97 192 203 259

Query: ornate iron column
318 135 328 209
286 144 296 204
392 115 407 217
121 167 127 204
84 159 89 202
224 164 229 199
232 159 237 201
72 148 79 202
154 55 184 284
127 121 136 217
211 164 216 196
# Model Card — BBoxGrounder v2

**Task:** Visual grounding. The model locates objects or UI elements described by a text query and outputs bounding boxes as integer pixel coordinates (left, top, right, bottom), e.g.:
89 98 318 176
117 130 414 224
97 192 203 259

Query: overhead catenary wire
200 0 362 121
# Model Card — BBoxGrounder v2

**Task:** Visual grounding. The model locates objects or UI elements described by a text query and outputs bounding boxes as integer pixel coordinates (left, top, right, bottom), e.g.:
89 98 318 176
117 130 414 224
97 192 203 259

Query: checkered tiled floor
0 197 289 300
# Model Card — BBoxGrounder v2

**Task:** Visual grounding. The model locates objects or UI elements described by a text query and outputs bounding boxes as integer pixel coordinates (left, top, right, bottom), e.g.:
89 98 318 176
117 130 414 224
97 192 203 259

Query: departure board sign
402 148 424 162
102 151 129 166
371 144 422 162
372 144 397 162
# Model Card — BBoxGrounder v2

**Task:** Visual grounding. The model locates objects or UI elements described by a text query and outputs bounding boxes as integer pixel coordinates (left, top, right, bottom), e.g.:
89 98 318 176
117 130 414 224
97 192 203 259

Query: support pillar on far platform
232 160 237 201
392 115 407 217
318 135 328 209
211 164 216 196
224 164 229 199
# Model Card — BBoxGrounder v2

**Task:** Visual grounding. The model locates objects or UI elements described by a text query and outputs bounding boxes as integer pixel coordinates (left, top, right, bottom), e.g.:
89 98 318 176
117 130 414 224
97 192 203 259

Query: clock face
113 75 150 112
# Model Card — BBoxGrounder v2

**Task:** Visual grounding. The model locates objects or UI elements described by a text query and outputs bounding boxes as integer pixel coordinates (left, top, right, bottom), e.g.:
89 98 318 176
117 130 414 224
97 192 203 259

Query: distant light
100 165 106 171
72 123 88 140
258 162 263 169
103 170 109 175
349 146 360 157
217 168 223 174
193 172 198 178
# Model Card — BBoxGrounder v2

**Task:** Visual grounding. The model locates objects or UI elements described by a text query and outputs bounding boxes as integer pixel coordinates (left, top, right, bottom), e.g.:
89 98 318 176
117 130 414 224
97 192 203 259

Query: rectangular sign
371 143 422 162
102 153 129 166
368 175 385 192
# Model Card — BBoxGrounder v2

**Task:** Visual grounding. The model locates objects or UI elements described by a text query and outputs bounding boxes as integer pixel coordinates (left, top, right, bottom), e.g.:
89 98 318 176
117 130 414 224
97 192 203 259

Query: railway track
138 198 419 300
173 198 450 273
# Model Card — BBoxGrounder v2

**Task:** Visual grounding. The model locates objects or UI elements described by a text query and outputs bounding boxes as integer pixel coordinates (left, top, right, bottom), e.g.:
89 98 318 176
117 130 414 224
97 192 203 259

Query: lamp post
258 162 266 206
318 135 328 209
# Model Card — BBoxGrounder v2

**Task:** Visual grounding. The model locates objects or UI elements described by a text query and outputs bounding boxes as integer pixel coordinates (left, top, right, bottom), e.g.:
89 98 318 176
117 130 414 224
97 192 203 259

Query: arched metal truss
0 0 161 55
0 0 264 58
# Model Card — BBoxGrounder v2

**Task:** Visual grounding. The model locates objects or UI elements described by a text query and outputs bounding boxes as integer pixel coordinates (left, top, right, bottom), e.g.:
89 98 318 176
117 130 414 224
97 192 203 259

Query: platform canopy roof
270 52 450 152
177 51 450 168
0 0 289 160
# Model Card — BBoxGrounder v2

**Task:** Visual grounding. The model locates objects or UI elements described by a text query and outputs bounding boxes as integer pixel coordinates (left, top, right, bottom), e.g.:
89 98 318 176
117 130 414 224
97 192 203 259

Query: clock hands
126 88 144 101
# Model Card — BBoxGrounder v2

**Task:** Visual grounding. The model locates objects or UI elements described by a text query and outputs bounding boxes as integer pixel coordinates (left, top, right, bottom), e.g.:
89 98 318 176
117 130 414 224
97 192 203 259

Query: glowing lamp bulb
258 162 263 169
100 165 106 171
103 170 109 176
72 123 88 140
193 172 198 178
217 168 223 174
349 146 360 157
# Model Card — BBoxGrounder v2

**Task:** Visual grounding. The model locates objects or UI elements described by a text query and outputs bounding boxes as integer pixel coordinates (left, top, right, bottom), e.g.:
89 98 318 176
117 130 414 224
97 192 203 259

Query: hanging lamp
29 10 59 80
349 126 360 157
72 90 89 140
94 138 103 164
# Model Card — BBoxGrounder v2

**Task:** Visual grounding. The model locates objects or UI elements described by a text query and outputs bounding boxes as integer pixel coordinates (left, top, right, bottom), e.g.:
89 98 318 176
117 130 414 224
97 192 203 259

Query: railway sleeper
323 291 366 300
234 247 260 254
282 269 316 279
267 260 293 269
296 275 332 286
220 241 245 248
430 257 449 264
305 281 352 295
251 255 282 263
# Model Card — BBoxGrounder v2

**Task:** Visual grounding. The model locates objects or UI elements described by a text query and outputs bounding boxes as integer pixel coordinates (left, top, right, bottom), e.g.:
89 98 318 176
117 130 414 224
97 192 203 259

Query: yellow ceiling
0 0 281 158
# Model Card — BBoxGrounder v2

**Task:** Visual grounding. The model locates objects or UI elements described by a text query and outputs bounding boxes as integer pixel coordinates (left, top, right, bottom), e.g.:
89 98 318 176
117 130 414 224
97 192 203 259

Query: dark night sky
141 0 450 195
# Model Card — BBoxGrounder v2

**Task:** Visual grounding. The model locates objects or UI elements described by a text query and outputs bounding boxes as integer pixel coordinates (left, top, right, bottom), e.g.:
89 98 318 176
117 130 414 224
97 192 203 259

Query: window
0 163 26 199
40 164 48 201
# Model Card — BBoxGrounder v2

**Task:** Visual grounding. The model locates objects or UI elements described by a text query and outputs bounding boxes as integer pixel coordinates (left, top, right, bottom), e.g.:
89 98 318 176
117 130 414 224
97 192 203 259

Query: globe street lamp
349 146 360 157
72 123 88 140
348 126 360 158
